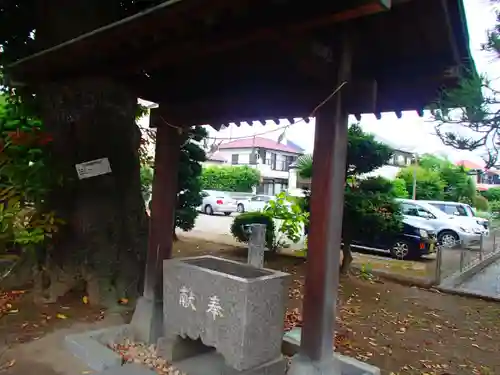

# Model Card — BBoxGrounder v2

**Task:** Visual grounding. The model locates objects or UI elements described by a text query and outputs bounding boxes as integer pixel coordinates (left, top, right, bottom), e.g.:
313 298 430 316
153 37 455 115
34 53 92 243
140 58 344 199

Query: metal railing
435 228 500 284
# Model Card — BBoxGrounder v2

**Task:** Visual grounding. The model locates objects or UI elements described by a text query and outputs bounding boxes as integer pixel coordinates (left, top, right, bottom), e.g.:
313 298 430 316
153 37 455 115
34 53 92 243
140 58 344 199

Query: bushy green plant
473 194 489 212
397 166 445 200
0 94 61 255
230 212 275 251
391 178 409 198
264 191 309 247
201 165 260 192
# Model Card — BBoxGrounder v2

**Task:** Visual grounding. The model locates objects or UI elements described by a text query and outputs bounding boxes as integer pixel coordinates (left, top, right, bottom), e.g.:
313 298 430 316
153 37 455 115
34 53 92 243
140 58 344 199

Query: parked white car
420 200 489 232
396 199 484 248
236 194 274 213
198 190 237 216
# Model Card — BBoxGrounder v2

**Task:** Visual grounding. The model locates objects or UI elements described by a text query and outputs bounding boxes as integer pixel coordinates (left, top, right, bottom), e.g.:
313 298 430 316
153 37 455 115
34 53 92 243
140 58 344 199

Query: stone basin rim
163 255 289 282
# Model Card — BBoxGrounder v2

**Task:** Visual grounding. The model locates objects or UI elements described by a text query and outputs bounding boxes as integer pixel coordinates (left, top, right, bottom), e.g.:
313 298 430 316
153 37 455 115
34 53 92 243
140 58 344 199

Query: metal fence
435 227 500 284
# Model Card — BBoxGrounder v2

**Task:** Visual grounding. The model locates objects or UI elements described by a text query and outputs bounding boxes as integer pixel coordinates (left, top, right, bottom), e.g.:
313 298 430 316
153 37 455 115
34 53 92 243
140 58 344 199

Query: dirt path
172 238 500 375
0 237 499 375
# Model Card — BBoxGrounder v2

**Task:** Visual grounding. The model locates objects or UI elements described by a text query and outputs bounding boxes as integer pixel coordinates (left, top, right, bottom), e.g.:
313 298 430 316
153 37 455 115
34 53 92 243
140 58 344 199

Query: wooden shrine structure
9 0 473 372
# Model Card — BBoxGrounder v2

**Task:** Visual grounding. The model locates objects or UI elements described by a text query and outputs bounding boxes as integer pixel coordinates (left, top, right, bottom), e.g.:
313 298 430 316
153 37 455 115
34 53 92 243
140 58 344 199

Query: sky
201 0 500 166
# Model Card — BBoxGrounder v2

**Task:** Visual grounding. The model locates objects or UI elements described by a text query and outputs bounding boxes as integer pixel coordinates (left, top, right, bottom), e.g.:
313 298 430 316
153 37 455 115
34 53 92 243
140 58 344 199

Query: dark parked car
350 217 437 260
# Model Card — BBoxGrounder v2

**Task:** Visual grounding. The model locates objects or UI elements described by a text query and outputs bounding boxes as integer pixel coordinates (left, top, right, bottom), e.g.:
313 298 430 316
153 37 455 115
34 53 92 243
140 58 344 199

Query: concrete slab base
173 351 287 375
130 296 163 344
96 363 157 375
283 329 380 375
64 324 133 372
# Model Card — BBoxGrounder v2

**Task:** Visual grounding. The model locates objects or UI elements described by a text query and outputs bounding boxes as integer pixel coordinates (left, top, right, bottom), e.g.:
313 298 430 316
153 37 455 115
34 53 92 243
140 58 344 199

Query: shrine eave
8 0 475 124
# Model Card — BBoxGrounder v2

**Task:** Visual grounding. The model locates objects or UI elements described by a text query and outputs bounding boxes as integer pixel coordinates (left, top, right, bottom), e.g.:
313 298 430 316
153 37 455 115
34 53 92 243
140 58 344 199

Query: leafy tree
391 178 409 198
481 187 500 201
175 127 207 234
397 166 445 200
143 126 207 239
140 165 154 203
417 154 475 203
297 124 403 273
398 154 476 204
431 1 500 167
201 165 260 192
0 0 168 306
473 194 489 212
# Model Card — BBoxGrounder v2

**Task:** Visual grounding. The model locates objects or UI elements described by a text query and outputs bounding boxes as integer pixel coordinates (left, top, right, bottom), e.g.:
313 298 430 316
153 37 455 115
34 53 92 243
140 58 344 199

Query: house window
270 153 277 170
231 154 239 164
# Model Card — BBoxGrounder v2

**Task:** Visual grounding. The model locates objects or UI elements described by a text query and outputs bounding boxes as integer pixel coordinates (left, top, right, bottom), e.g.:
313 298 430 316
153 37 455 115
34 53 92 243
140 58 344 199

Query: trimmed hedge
230 212 276 251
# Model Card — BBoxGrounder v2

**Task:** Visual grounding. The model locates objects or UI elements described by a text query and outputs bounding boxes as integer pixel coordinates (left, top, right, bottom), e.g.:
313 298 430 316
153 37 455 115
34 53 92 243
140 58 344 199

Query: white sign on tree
75 158 112 179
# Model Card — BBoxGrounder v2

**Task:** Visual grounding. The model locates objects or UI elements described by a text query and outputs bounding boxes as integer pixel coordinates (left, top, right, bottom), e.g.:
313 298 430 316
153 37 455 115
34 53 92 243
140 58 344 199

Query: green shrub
230 212 275 251
473 194 489 212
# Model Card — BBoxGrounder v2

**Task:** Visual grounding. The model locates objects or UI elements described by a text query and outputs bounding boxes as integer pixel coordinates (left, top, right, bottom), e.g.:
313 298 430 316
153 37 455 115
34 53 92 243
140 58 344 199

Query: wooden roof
9 0 473 127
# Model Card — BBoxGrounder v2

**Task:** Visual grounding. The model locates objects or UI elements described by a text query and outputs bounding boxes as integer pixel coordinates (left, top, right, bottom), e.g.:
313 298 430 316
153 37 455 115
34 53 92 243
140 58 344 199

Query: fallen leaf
119 298 129 305
8 309 19 314
82 296 89 304
56 313 67 319
0 359 16 370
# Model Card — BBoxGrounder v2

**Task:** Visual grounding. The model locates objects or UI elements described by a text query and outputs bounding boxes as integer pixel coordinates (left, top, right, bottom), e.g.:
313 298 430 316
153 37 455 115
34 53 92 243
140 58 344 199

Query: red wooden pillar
144 114 181 300
132 110 181 344
290 32 352 372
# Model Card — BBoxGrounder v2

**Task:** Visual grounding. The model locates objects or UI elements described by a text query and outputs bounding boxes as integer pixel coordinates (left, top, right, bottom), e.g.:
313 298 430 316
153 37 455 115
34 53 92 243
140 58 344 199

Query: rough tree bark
33 0 148 307
340 241 353 275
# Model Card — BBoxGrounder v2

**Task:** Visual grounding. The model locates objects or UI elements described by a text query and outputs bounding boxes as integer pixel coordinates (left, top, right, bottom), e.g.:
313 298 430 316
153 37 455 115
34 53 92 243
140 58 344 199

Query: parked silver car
236 194 274 213
198 190 237 216
420 200 489 232
396 199 484 247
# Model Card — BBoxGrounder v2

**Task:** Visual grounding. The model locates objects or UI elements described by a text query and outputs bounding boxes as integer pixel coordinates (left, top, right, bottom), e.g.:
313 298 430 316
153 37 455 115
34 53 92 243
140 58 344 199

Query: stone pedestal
247 224 266 268
130 296 163 344
160 256 290 375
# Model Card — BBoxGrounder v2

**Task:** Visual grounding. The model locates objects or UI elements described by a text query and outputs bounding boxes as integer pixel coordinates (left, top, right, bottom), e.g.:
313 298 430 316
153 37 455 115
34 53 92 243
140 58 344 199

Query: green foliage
201 165 260 192
0 94 61 253
298 126 403 264
490 200 500 215
230 212 275 250
264 191 309 247
140 165 154 203
142 126 207 232
176 127 207 232
430 10 500 168
346 124 393 176
296 154 312 179
297 124 393 180
473 194 489 212
397 166 445 200
391 178 409 198
398 154 477 206
481 187 500 202
343 177 403 244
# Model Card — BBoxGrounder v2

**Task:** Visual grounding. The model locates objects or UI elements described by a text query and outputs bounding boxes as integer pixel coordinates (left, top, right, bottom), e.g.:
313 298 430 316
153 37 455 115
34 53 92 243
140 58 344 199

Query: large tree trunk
340 240 353 275
33 1 148 307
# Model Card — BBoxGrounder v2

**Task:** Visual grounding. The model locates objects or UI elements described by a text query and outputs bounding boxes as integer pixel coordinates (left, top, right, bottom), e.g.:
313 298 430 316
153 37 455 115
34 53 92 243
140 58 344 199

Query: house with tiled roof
204 152 227 166
456 159 500 191
216 136 304 195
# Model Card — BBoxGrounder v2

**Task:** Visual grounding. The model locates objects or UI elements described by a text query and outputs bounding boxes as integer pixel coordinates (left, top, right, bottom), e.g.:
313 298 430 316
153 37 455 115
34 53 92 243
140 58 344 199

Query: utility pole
412 154 418 200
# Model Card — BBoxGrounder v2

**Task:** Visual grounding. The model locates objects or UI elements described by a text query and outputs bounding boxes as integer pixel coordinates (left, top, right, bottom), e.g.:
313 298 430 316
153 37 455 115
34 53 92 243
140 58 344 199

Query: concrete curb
439 250 500 288
64 324 134 372
434 285 500 302
283 329 380 375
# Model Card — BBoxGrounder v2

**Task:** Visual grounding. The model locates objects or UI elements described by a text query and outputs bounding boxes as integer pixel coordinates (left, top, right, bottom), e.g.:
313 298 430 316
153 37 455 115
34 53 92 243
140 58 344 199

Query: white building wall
216 148 294 180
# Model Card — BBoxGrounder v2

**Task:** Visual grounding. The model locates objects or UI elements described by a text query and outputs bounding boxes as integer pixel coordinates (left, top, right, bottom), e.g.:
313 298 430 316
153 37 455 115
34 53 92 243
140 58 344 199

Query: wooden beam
143 111 181 301
292 28 352 367
122 0 392 73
